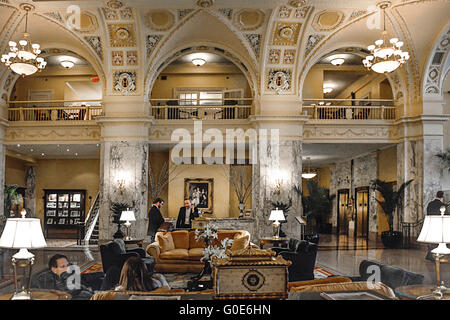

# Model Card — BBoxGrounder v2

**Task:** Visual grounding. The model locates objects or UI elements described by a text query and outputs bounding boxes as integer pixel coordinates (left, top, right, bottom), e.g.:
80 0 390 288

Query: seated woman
115 256 170 292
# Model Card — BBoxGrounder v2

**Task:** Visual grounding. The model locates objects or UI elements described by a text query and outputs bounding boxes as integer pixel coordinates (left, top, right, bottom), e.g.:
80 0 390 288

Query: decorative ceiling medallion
312 10 345 32
197 0 214 8
108 24 136 47
103 8 118 20
113 71 137 94
305 34 324 57
107 0 123 9
84 36 103 60
272 22 301 45
245 34 261 58
218 8 233 19
112 51 124 66
65 11 99 33
146 35 162 56
295 6 310 19
283 49 296 64
126 51 138 65
268 49 281 64
278 6 292 19
145 10 175 31
267 69 292 94
288 0 307 8
233 9 265 31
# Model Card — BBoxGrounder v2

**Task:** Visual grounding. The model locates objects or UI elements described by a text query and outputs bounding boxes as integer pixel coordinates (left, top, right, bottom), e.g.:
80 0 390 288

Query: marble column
24 166 36 217
97 96 153 240
250 116 307 241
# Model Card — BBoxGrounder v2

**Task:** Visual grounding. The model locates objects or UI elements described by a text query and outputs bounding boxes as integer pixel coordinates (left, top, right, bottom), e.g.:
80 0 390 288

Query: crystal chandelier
1 5 46 76
362 3 409 74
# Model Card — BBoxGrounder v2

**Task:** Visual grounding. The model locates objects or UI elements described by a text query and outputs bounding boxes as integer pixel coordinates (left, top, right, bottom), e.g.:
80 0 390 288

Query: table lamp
0 209 47 300
417 206 450 299
269 208 285 239
120 209 135 240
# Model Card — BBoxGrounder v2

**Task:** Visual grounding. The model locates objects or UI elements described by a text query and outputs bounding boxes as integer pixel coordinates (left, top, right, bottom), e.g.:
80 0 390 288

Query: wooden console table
259 237 289 249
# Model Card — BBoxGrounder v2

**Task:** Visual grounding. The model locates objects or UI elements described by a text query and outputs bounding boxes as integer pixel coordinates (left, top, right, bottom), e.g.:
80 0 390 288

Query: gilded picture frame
184 178 214 213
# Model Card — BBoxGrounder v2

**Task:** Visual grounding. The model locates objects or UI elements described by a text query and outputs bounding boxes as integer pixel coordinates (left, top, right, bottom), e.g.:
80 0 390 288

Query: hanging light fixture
362 2 409 74
330 55 345 66
192 58 206 67
302 157 317 179
323 86 333 94
1 5 46 76
60 60 75 69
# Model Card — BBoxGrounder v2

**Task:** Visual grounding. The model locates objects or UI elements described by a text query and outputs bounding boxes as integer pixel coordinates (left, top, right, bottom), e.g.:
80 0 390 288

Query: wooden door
355 187 369 239
337 189 349 235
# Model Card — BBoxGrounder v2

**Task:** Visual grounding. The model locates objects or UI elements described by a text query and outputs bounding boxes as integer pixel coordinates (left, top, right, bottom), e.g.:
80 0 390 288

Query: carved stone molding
5 125 101 143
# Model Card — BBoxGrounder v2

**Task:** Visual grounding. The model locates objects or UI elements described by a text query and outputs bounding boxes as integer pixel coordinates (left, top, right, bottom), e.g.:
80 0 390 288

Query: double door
337 187 369 239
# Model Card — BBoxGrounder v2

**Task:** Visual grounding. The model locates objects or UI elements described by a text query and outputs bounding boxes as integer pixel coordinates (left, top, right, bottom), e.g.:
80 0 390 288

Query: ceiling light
302 157 317 179
60 60 74 69
41 153 44 156
362 2 409 73
330 57 345 66
67 149 70 152
17 144 20 147
1 5 46 76
323 87 333 94
192 58 206 66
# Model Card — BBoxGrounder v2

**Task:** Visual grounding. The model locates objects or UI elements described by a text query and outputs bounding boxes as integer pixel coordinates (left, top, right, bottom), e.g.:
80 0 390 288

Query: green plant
4 184 20 217
436 149 450 172
297 180 335 232
370 179 413 231
110 202 131 224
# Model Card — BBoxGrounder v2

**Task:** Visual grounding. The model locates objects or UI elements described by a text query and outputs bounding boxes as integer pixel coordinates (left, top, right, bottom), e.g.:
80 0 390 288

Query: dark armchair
100 239 155 274
271 238 318 282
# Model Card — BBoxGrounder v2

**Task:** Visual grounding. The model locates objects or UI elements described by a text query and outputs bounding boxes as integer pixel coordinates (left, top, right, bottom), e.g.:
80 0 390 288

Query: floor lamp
120 209 135 240
417 206 450 300
0 210 47 300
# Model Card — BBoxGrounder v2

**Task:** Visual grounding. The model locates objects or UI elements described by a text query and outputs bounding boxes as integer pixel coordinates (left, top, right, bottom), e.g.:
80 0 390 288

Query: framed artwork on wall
184 178 214 213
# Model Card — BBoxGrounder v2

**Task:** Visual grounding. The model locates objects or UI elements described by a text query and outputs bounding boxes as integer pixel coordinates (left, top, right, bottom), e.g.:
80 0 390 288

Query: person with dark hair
425 191 449 261
115 256 169 292
31 254 119 300
147 198 165 242
176 198 199 229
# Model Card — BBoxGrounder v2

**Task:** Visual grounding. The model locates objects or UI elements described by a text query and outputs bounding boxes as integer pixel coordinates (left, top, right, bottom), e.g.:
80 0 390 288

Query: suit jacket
147 205 164 235
176 207 199 229
426 199 448 215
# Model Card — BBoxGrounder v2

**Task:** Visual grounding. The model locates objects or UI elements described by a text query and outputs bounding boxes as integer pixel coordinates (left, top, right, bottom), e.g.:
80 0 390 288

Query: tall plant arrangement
370 179 413 231
4 184 20 217
223 166 258 217
148 159 181 201
297 180 335 233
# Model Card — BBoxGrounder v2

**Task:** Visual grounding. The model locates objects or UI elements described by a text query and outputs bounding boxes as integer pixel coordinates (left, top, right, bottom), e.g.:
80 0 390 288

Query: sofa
352 259 424 290
146 229 251 273
271 238 318 282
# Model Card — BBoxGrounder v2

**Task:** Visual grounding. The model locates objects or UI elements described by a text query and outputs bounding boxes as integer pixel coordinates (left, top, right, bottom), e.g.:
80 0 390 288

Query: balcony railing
150 98 253 120
302 99 396 120
7 100 103 122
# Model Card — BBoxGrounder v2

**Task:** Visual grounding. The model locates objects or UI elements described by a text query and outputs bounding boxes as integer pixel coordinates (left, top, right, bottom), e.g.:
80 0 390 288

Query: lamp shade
120 210 136 222
269 209 285 222
417 215 450 244
0 218 47 249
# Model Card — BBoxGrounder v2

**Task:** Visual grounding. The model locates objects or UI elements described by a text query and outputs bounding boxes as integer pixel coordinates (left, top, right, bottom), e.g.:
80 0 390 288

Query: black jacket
176 207 199 229
427 199 448 215
147 205 164 235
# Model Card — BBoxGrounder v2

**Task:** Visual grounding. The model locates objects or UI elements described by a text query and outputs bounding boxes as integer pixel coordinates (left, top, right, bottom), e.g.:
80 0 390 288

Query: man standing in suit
147 198 164 243
425 191 448 261
176 198 199 229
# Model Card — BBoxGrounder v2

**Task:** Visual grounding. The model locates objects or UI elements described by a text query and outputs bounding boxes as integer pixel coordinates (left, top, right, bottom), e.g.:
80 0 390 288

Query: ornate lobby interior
0 0 449 302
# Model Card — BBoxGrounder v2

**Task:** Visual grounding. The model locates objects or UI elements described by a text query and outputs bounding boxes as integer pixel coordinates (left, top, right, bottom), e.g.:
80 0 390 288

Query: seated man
32 254 117 300
176 198 199 229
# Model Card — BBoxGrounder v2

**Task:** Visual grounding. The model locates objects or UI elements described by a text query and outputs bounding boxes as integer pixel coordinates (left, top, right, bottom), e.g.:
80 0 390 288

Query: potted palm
370 179 413 248
299 180 335 235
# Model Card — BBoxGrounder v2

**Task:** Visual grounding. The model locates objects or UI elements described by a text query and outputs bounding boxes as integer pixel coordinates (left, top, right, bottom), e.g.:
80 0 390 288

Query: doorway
337 189 350 235
355 186 369 239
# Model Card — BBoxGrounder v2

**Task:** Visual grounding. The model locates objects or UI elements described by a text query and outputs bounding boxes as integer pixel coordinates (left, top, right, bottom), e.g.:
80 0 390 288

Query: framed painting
184 178 214 213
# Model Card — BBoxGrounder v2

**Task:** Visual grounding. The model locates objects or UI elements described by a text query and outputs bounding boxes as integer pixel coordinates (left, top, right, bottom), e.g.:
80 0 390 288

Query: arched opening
149 48 253 120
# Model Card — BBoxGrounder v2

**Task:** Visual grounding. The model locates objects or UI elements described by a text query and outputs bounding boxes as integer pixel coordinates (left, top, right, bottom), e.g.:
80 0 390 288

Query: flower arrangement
195 224 233 265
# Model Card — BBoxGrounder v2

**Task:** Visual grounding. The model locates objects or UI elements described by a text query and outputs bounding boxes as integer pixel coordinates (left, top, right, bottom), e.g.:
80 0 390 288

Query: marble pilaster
24 166 36 217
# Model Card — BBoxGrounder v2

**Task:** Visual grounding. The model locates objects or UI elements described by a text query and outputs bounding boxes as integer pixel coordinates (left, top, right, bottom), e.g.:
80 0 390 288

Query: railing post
235 105 238 119
19 107 23 121
314 106 317 119
381 105 384 120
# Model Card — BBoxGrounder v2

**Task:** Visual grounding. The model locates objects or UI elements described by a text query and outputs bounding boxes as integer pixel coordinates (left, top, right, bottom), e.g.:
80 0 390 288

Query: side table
395 285 450 300
259 237 289 249
123 238 144 248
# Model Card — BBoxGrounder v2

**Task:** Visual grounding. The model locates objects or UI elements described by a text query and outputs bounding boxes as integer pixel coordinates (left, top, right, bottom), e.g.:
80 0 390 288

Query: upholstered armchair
100 239 155 273
271 238 318 282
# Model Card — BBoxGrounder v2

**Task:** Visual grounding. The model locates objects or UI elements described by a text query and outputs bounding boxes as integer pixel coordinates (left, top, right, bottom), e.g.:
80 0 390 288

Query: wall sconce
117 179 125 195
275 178 283 195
